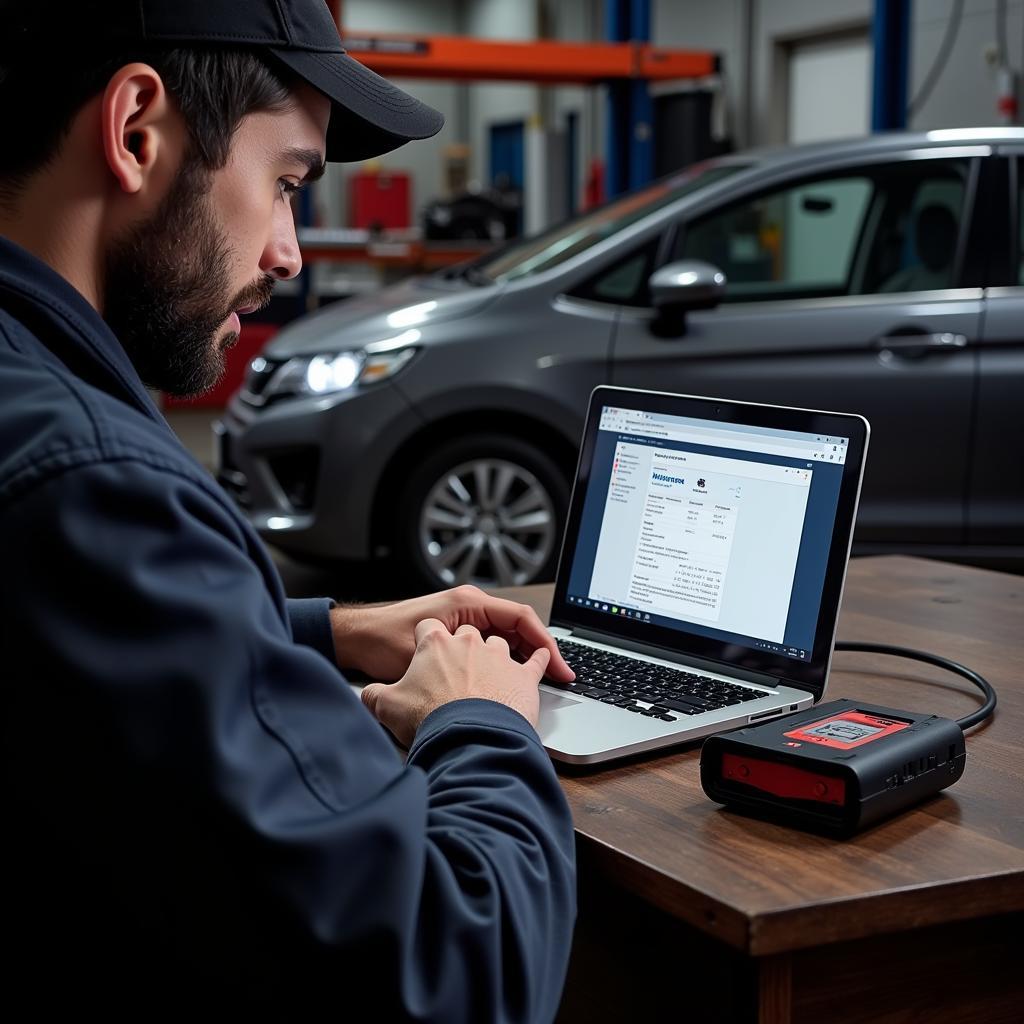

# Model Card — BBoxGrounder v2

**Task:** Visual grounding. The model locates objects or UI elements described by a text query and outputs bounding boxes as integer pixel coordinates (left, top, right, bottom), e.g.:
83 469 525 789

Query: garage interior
3 1 1021 1020
165 0 1024 598
165 9 1024 1008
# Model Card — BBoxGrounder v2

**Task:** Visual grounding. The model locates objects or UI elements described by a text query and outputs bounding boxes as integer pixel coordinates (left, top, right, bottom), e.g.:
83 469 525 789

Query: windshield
467 163 749 284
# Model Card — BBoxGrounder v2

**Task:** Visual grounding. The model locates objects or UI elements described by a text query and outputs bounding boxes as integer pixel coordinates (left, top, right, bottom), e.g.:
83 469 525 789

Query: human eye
278 178 306 200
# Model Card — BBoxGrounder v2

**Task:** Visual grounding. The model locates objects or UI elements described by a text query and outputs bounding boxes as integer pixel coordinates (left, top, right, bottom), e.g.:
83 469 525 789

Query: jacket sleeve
286 596 337 662
2 454 576 1021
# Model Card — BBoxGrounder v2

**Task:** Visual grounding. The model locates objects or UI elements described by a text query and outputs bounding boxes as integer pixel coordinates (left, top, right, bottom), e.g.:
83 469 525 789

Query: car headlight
306 352 362 393
261 341 417 400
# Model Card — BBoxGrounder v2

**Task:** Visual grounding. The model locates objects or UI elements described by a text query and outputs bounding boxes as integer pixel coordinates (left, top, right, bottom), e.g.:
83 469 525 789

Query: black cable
833 641 996 731
997 0 1009 68
907 0 965 119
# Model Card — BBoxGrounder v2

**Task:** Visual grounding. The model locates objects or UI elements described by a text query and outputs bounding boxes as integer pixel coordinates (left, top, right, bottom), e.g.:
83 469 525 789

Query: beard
103 154 275 399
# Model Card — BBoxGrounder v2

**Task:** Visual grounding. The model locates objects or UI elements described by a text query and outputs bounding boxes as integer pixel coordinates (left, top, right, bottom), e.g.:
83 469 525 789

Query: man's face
105 83 330 398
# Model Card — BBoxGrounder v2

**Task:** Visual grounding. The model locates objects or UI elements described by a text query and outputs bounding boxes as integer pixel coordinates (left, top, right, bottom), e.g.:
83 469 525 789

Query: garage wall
652 0 873 149
464 0 539 211
464 0 604 231
320 0 461 227
787 34 872 143
651 0 747 145
753 0 873 145
909 0 1024 130
327 0 599 231
319 0 1024 230
653 0 1024 153
546 0 599 219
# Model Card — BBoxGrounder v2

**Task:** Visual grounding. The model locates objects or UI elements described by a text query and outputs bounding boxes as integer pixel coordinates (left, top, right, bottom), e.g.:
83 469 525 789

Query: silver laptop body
539 387 869 764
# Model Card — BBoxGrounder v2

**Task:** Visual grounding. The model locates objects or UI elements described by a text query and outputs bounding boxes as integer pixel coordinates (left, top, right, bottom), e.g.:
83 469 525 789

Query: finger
487 602 577 684
522 646 551 684
361 682 386 719
481 599 574 681
500 630 535 663
482 626 517 646
414 617 450 646
360 682 411 749
485 634 511 655
454 623 480 638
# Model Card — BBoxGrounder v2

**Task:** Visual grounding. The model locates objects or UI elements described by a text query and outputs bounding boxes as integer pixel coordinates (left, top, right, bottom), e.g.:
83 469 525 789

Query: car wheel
398 435 569 591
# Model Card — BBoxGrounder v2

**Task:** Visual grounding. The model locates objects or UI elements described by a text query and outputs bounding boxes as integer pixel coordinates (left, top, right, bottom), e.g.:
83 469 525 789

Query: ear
100 63 177 195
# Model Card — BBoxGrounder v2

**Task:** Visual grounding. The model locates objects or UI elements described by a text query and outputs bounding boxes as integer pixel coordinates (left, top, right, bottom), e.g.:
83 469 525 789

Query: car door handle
874 332 968 359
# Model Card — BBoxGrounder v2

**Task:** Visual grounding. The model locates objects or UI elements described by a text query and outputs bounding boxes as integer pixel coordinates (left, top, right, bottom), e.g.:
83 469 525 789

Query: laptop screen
561 399 855 671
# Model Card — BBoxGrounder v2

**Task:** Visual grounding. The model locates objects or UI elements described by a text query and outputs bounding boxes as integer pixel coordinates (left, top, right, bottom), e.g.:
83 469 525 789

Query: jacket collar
0 234 167 426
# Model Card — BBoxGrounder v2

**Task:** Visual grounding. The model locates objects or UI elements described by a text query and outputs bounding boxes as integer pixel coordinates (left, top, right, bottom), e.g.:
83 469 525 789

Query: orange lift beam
325 0 715 81
338 34 716 84
324 0 714 83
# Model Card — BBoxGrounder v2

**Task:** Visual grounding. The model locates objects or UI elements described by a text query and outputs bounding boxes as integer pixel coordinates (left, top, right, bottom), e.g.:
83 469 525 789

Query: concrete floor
165 408 219 471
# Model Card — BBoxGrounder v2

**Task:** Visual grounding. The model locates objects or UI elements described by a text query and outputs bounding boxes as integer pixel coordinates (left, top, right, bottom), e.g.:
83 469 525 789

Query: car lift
326 0 718 199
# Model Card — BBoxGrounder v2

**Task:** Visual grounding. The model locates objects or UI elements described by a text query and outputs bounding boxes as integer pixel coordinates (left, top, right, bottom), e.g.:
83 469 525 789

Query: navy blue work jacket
0 236 575 1018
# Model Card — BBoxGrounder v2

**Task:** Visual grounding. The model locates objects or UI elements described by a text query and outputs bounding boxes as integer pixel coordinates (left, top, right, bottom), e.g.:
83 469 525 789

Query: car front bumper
214 383 422 561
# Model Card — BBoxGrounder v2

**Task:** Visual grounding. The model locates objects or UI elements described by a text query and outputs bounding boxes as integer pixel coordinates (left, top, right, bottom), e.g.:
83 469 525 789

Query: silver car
215 127 1024 590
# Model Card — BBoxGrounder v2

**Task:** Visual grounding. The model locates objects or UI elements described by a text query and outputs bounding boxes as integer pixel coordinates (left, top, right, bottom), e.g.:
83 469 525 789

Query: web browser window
566 406 850 662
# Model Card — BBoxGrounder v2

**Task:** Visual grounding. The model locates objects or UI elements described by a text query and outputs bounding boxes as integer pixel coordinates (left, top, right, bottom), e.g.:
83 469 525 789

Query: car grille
215 430 252 509
267 447 320 512
241 358 285 406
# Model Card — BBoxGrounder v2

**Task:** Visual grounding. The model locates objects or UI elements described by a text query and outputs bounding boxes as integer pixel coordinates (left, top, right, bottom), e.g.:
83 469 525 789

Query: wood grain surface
501 556 1024 957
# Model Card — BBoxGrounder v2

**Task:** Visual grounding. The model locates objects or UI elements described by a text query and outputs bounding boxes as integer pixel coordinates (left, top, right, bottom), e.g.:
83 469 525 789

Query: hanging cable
997 0 1009 67
995 0 1019 124
907 0 965 118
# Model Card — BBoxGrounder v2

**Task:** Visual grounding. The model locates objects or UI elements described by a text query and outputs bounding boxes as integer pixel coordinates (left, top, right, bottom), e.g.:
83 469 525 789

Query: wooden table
503 556 1024 1024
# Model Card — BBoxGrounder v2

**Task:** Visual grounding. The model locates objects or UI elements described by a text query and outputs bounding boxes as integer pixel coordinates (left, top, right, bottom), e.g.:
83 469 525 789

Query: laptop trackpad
540 690 582 712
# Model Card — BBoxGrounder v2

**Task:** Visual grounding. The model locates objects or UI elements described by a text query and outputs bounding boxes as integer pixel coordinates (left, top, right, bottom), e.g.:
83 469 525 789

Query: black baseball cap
3 0 444 162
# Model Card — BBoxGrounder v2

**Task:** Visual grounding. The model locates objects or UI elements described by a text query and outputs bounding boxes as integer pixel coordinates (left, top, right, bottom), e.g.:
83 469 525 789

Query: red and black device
700 699 966 836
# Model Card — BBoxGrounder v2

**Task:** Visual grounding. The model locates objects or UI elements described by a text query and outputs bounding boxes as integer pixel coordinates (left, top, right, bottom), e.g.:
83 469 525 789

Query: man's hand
330 584 574 684
360 618 551 747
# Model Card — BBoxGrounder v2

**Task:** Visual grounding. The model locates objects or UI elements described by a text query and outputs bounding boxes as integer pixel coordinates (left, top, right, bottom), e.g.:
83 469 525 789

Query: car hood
262 276 501 358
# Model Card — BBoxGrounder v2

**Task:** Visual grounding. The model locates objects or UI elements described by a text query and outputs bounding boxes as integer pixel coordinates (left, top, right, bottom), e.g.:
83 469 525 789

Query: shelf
299 228 490 269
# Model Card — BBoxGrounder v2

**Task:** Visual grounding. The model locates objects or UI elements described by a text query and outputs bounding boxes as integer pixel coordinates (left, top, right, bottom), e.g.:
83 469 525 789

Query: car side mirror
648 260 727 337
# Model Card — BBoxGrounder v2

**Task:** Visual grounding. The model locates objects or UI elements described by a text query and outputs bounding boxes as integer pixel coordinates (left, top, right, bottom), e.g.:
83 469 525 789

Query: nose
260 200 303 281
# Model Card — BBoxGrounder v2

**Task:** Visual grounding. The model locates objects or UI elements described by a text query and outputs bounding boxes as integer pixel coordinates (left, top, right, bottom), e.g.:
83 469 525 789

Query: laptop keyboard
552 639 771 722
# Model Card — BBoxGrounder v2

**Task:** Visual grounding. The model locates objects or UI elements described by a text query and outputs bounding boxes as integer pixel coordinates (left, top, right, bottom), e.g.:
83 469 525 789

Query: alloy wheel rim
418 457 557 587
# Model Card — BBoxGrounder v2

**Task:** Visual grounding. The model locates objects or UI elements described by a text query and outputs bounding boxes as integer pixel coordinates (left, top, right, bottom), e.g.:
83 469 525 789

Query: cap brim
268 47 444 162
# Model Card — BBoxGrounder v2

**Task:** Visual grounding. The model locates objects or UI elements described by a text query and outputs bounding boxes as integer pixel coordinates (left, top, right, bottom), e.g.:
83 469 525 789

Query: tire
397 434 570 592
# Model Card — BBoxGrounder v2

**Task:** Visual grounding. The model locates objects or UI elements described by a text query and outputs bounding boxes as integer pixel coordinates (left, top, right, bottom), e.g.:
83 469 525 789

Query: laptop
538 386 869 764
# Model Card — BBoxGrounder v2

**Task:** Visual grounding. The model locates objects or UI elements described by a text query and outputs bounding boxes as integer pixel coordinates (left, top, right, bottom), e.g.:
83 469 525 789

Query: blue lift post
871 0 910 131
606 0 653 197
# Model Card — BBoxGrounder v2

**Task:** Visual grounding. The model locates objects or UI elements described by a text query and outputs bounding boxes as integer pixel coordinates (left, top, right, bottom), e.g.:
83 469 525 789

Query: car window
468 163 748 284
680 177 872 302
863 166 968 294
1019 161 1024 284
566 238 661 307
675 159 970 303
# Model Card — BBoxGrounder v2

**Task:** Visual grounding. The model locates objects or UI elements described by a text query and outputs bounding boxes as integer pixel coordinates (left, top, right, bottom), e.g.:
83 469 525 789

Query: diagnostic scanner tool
700 699 966 836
